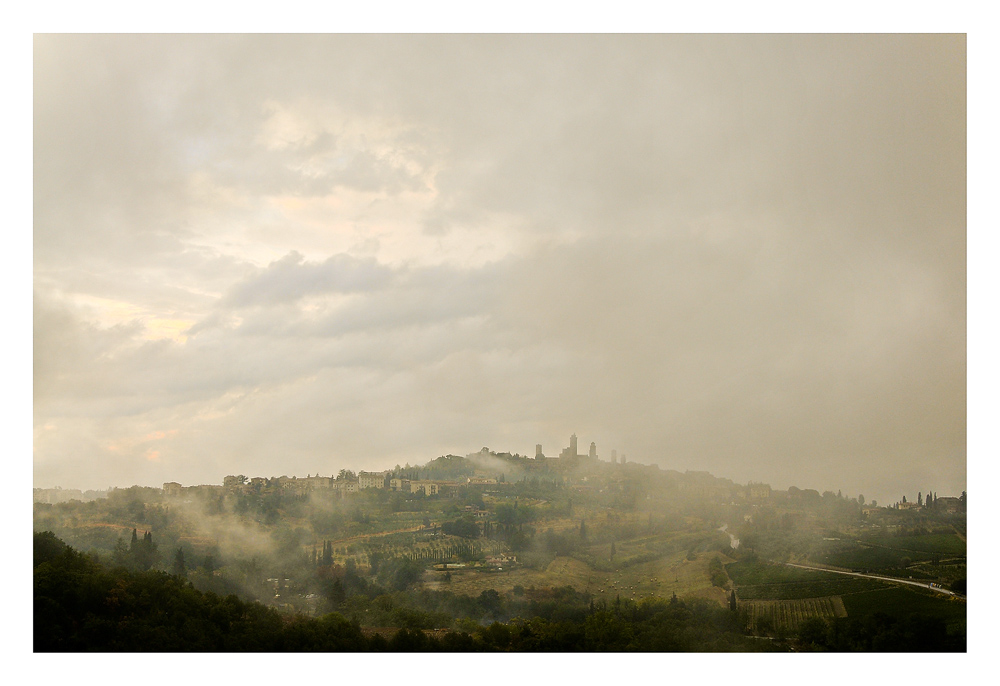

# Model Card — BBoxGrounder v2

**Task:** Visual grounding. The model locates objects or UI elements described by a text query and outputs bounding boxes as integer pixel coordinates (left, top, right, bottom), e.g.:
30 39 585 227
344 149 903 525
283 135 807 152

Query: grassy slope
425 549 732 607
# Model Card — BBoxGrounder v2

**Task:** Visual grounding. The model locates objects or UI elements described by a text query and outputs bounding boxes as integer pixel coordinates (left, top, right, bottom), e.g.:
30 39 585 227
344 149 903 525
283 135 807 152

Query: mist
33 34 965 510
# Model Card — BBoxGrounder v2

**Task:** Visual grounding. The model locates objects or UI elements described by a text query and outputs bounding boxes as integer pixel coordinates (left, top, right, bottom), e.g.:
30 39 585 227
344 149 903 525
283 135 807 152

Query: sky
32 34 967 506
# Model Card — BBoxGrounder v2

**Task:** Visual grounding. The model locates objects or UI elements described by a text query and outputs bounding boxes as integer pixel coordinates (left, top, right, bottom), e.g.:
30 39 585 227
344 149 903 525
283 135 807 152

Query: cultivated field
860 533 966 556
740 597 847 634
422 549 732 607
840 586 967 634
809 532 966 571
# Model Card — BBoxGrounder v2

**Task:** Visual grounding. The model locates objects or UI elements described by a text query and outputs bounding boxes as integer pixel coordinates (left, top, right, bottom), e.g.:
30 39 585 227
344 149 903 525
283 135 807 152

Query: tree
112 537 130 567
172 548 187 577
918 492 923 507
858 494 865 506
729 590 737 611
125 530 158 571
478 589 503 617
330 579 346 608
798 617 829 648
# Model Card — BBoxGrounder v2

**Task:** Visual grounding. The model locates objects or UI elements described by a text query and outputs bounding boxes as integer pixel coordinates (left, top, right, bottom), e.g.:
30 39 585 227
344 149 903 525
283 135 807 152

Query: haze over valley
33 33 968 655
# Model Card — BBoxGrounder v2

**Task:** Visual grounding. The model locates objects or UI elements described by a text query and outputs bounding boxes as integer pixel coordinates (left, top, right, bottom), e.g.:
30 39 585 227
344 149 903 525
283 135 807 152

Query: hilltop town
35 431 965 519
34 431 966 652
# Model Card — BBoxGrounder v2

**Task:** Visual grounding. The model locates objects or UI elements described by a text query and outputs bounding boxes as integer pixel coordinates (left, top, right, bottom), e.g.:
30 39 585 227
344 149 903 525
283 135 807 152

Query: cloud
33 35 966 505
223 251 394 307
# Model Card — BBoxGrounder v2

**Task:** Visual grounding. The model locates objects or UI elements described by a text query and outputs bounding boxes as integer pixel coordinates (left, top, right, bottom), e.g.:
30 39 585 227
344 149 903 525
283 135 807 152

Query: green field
728 560 889 600
570 530 723 572
860 534 966 556
728 560 842 585
428 549 732 607
840 586 967 632
813 544 932 570
735 577 889 600
810 532 966 571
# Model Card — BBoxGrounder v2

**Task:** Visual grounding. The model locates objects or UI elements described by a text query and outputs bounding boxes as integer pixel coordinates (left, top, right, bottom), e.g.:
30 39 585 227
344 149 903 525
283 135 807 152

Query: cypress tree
172 548 186 577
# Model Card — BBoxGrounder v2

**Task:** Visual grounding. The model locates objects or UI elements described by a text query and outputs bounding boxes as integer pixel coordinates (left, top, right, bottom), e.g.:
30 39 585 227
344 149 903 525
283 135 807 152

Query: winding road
783 562 963 598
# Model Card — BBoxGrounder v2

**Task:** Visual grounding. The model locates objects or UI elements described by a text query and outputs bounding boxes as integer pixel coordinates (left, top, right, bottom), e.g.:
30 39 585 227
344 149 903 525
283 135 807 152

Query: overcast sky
33 34 966 505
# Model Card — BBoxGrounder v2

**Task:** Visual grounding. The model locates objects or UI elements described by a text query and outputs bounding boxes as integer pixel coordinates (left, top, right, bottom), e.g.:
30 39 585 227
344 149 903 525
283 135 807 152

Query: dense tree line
36 531 963 652
796 613 963 652
36 532 775 652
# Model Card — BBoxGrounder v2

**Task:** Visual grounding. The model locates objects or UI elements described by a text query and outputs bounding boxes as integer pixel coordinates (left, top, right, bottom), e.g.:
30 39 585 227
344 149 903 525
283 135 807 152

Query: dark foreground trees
35 531 316 651
36 532 772 652
796 612 963 652
35 532 959 652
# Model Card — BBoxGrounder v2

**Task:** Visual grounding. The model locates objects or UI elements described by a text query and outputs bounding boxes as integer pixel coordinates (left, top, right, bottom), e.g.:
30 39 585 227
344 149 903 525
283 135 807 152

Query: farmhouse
409 481 440 496
934 496 962 513
333 479 359 494
358 471 388 490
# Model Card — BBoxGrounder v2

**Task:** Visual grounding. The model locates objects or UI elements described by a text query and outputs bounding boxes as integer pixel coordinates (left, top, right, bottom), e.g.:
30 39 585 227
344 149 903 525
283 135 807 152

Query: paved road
783 562 962 598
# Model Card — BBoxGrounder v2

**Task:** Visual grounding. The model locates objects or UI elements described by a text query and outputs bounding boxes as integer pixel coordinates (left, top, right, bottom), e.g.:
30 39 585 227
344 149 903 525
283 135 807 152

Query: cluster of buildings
162 471 506 499
161 433 616 499
535 433 625 464
33 487 109 504
894 493 964 513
